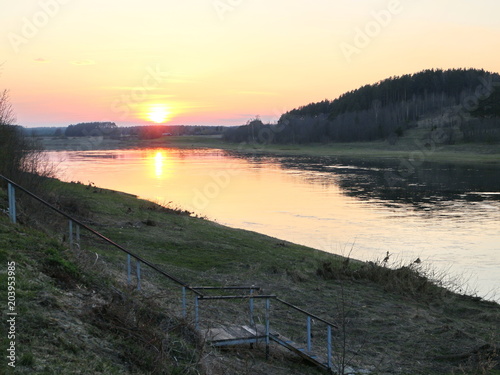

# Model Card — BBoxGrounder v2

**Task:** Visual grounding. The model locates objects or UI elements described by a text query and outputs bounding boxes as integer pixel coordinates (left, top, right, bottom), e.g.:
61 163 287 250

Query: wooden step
203 324 266 347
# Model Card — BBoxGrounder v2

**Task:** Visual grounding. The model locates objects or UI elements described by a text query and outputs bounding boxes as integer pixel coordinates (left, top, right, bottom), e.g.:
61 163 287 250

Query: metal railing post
194 296 199 330
182 286 187 318
126 254 131 285
7 183 16 224
307 315 312 352
327 325 332 369
136 260 141 291
265 297 270 359
69 220 73 250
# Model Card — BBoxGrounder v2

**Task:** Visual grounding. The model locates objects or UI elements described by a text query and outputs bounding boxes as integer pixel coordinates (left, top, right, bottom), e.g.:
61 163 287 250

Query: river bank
1 179 499 374
39 133 500 165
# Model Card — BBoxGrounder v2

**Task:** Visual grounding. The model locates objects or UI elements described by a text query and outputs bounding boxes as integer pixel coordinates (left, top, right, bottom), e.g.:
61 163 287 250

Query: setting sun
148 104 171 124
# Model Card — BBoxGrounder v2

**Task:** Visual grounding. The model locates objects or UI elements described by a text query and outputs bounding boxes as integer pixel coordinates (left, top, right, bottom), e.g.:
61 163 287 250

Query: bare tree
0 89 20 176
0 88 54 185
0 89 16 126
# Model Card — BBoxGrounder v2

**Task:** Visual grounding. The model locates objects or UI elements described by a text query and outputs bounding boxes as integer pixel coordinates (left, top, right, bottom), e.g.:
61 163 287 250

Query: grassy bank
0 186 204 374
1 179 499 374
40 130 500 165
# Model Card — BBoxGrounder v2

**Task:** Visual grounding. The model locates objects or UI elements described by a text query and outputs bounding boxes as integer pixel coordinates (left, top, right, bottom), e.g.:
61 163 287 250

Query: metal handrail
191 286 261 291
276 297 338 328
0 175 202 296
199 295 276 300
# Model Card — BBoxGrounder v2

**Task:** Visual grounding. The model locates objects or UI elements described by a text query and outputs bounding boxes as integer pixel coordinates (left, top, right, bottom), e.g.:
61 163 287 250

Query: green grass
0 217 126 374
41 179 339 276
0 185 204 375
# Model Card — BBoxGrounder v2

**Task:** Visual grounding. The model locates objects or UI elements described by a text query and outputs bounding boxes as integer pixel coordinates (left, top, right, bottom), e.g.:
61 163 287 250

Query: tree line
28 123 226 139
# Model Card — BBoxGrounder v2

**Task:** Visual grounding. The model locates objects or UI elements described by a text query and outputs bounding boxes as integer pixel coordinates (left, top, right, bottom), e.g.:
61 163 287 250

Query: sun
147 104 171 124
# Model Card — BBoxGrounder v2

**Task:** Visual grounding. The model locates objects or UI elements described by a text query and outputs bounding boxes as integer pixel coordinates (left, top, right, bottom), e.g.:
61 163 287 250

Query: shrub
0 89 54 190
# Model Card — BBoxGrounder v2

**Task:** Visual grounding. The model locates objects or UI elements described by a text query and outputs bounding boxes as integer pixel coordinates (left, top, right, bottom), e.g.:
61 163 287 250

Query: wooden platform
205 324 330 371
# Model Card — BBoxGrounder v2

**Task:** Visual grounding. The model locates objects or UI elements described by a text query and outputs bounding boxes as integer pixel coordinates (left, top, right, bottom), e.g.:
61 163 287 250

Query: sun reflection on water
148 150 171 179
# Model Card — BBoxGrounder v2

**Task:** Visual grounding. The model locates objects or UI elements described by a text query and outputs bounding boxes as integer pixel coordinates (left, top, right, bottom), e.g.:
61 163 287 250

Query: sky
1 0 500 127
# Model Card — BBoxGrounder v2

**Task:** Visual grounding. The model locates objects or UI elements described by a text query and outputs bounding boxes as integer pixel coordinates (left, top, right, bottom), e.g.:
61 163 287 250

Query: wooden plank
241 325 257 335
206 327 236 341
204 325 266 346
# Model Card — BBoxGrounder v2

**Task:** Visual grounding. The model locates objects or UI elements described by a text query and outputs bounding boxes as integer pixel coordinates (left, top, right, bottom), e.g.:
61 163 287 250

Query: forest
223 68 500 144
27 123 225 139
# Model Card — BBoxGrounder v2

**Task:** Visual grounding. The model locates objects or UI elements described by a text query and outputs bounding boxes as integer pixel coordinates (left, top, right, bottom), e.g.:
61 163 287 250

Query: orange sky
1 0 500 127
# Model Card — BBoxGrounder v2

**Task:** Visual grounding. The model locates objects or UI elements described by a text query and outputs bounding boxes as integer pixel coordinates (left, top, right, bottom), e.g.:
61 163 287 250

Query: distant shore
39 134 500 165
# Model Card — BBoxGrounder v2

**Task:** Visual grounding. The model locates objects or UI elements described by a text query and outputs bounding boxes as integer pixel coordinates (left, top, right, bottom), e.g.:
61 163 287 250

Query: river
47 148 500 300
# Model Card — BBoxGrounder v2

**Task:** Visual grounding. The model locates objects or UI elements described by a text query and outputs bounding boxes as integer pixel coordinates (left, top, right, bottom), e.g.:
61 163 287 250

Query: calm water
47 148 500 300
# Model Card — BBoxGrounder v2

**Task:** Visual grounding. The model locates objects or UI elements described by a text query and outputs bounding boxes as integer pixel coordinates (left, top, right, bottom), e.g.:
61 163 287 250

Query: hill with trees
223 68 500 144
